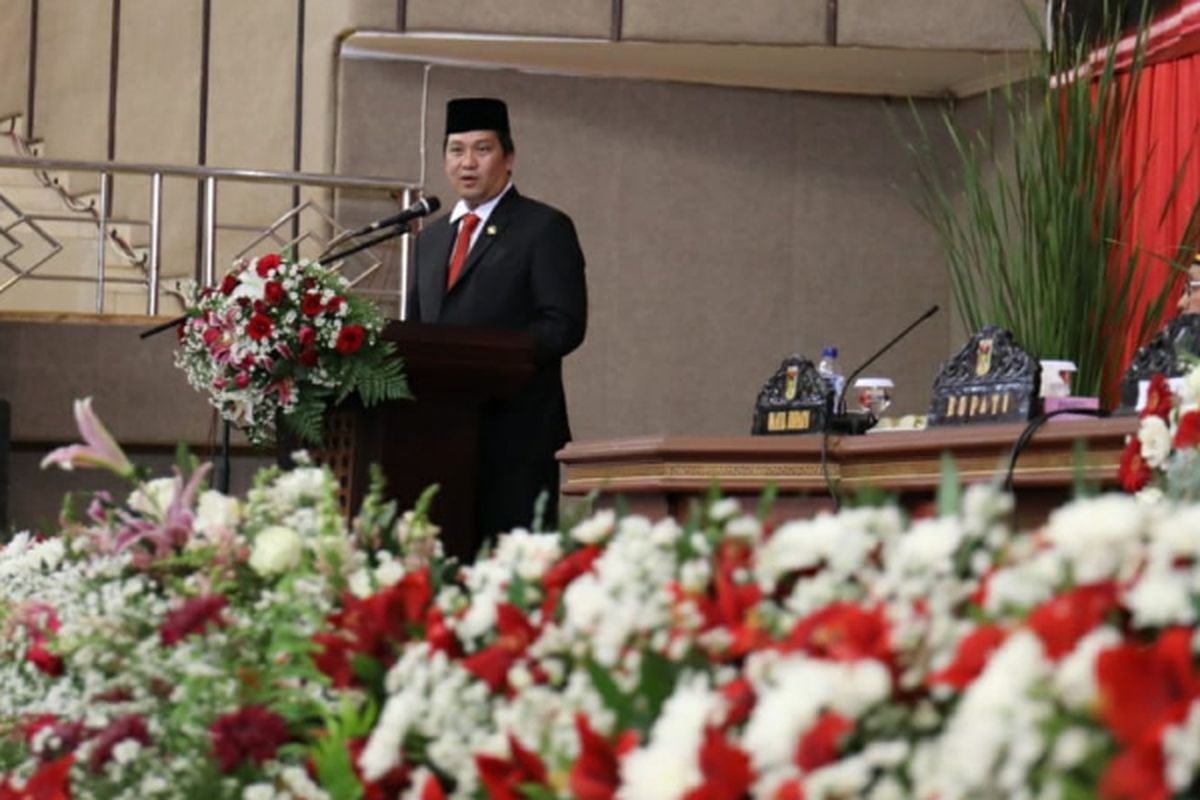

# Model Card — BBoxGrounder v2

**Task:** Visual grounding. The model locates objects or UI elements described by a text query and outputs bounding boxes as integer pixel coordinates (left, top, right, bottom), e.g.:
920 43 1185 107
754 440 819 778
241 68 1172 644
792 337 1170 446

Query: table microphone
827 304 940 435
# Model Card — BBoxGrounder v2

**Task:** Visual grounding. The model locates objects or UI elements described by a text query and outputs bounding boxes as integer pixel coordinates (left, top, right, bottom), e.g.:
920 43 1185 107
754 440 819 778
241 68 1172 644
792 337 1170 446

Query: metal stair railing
0 149 422 316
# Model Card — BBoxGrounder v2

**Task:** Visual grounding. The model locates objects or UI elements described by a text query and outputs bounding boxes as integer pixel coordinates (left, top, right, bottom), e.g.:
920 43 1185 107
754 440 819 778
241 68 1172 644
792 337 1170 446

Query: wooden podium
305 321 534 563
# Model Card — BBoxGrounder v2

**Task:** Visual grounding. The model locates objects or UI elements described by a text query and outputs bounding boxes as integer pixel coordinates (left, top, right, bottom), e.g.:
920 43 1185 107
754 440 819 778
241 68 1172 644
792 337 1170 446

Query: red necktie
446 212 481 289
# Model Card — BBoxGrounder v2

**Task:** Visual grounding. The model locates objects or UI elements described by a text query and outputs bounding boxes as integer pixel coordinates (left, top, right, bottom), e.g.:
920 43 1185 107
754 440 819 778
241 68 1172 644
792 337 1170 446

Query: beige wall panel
407 0 610 38
839 0 1041 51
206 0 296 276
34 0 111 167
337 60 953 439
622 0 825 45
0 0 30 120
112 0 203 280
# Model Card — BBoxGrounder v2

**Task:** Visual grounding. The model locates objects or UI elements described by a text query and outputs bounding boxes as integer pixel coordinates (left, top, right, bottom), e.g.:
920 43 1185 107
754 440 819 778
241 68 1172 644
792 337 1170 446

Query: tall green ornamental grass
905 7 1200 400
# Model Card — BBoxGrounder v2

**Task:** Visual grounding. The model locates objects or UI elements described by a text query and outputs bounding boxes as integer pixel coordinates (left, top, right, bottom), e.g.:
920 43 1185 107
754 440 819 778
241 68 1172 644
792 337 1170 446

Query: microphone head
420 196 441 215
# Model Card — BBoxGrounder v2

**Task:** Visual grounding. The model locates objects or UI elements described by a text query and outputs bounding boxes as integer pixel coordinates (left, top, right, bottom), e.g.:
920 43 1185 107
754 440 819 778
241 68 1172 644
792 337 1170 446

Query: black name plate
752 356 830 435
1119 313 1200 412
928 326 1039 427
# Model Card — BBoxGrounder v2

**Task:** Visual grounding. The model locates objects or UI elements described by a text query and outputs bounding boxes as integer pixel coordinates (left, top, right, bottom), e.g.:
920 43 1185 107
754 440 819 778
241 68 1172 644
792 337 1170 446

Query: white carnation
1139 416 1172 469
195 490 241 537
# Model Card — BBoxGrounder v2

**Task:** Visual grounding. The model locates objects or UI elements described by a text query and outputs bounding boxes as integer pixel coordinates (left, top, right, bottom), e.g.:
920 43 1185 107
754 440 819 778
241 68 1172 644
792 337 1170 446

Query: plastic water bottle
817 346 845 407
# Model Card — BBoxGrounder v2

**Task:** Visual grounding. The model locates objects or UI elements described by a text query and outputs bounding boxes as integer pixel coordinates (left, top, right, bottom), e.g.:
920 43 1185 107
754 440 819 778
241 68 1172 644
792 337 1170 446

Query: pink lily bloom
40 398 135 478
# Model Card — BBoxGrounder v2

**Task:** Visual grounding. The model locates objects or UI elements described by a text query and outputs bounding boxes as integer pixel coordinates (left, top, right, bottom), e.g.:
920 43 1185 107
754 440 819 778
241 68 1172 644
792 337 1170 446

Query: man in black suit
407 97 588 551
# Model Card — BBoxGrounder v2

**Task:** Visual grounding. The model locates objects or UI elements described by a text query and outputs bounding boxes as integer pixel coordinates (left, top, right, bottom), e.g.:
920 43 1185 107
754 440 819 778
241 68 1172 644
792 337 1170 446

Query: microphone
349 196 441 236
828 304 940 434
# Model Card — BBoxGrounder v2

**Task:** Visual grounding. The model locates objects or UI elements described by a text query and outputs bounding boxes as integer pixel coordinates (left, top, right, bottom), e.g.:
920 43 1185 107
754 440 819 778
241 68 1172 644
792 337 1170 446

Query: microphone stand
827 304 940 435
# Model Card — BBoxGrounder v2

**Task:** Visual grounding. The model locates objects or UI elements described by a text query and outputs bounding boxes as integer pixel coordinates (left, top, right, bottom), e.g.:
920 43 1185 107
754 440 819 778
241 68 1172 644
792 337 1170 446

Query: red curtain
1111 0 1200 383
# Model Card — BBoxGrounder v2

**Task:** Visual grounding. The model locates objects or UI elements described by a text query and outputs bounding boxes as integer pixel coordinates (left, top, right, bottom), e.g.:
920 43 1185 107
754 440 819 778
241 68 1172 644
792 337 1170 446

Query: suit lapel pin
486 225 498 236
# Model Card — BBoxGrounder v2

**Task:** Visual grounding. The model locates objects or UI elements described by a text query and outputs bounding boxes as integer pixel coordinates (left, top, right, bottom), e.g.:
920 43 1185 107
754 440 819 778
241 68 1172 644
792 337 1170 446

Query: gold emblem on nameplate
975 338 994 376
486 225 498 236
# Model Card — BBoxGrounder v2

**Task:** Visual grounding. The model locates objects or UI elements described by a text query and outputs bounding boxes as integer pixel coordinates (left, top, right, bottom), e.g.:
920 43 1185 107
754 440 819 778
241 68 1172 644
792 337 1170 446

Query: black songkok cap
445 97 510 136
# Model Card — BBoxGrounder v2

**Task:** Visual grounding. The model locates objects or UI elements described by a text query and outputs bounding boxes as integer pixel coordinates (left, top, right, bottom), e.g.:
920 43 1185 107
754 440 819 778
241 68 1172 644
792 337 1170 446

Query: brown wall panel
0 0 31 120
407 0 611 38
839 0 1041 51
337 59 954 440
621 0 826 45
34 0 112 167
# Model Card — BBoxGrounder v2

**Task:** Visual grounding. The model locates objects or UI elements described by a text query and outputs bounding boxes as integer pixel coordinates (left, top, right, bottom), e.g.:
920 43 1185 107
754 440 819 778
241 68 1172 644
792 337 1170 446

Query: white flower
1124 570 1197 628
248 525 304 575
242 783 276 800
1043 495 1147 583
1163 699 1200 790
1139 416 1172 469
127 477 177 517
708 498 741 522
1052 626 1121 709
572 509 616 544
724 514 762 544
1050 727 1091 769
195 490 241 537
619 677 720 800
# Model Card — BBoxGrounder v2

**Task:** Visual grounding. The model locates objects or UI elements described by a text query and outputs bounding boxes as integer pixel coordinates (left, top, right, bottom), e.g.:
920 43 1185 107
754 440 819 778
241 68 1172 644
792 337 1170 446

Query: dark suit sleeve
406 236 424 322
528 212 587 365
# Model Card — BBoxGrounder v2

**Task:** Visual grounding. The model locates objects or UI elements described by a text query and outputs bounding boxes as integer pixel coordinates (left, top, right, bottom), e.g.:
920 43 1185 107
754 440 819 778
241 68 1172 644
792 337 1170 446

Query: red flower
264 281 285 305
1118 437 1152 493
298 325 317 347
718 675 756 727
327 295 344 312
795 712 853 772
928 625 1009 689
463 604 538 691
1175 410 1200 449
88 714 151 773
0 753 73 800
476 734 549 800
1097 627 1200 751
209 705 290 772
425 606 461 656
784 602 891 664
569 714 637 800
302 293 324 316
27 636 63 677
541 545 601 617
1100 746 1168 800
299 347 319 368
24 607 63 676
312 631 357 688
347 737 410 800
255 253 281 277
418 773 447 800
335 324 366 355
160 594 228 646
1141 373 1173 420
1027 582 1119 660
220 273 239 295
682 727 755 800
246 312 273 341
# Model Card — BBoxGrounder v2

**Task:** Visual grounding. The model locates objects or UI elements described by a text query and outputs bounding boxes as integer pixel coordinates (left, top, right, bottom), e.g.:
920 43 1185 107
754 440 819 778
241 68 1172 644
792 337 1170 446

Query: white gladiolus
248 525 304 575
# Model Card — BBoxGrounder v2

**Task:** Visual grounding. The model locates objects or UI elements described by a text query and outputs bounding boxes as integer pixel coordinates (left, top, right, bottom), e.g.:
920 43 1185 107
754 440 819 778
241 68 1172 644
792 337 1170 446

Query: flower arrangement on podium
175 252 409 446
1118 368 1200 502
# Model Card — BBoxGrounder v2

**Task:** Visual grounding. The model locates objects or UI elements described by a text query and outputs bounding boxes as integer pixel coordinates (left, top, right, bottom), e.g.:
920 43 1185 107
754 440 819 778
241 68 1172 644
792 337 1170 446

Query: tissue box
1042 396 1100 420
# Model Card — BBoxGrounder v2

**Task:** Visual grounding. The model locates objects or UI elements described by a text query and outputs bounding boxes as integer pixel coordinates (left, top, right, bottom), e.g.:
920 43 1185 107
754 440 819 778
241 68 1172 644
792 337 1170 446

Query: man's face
444 130 513 208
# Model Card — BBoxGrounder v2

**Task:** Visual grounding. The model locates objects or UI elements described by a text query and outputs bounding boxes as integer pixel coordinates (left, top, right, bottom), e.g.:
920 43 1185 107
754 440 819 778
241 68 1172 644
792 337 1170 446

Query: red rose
326 295 344 313
209 705 291 772
255 253 282 277
160 595 228 646
220 273 239 295
299 347 319 368
246 313 273 341
202 327 221 346
298 325 316 347
335 324 366 355
302 293 324 316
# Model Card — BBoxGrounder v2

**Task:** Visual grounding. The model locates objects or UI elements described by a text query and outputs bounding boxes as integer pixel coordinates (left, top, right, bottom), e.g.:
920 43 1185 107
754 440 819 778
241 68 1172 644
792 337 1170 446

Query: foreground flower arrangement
6 399 1200 798
175 252 410 446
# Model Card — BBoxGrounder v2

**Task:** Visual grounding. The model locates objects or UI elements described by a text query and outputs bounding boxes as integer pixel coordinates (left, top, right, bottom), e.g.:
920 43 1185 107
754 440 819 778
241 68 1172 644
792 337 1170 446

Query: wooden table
558 417 1136 526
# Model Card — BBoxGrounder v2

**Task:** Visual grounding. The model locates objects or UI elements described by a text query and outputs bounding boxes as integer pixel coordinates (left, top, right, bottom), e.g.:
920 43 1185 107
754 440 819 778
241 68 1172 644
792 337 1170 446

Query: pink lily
40 398 135 478
109 463 213 560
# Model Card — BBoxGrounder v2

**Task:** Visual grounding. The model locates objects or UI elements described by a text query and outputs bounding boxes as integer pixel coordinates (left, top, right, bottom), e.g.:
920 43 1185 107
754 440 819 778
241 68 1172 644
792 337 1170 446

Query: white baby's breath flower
248 526 304 575
571 509 616 544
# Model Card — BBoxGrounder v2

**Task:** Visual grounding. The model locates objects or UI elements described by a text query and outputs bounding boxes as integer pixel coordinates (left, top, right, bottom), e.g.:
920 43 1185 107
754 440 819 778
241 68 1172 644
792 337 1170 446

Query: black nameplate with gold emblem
1118 313 1200 412
752 356 830 435
928 326 1039 427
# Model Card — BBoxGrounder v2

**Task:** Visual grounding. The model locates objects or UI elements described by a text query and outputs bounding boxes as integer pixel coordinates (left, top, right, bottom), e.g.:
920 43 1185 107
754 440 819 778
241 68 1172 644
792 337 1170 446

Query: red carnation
795 712 853 772
264 281 285 305
209 705 291 772
335 324 366 355
89 714 151 773
327 295 345 313
1175 410 1200 449
784 602 892 664
255 253 282 277
928 624 1009 689
1117 437 1152 493
301 293 324 316
1028 582 1119 660
220 273 239 295
1141 373 1173 420
160 594 228 646
682 727 755 800
246 312 274 341
298 325 316 347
